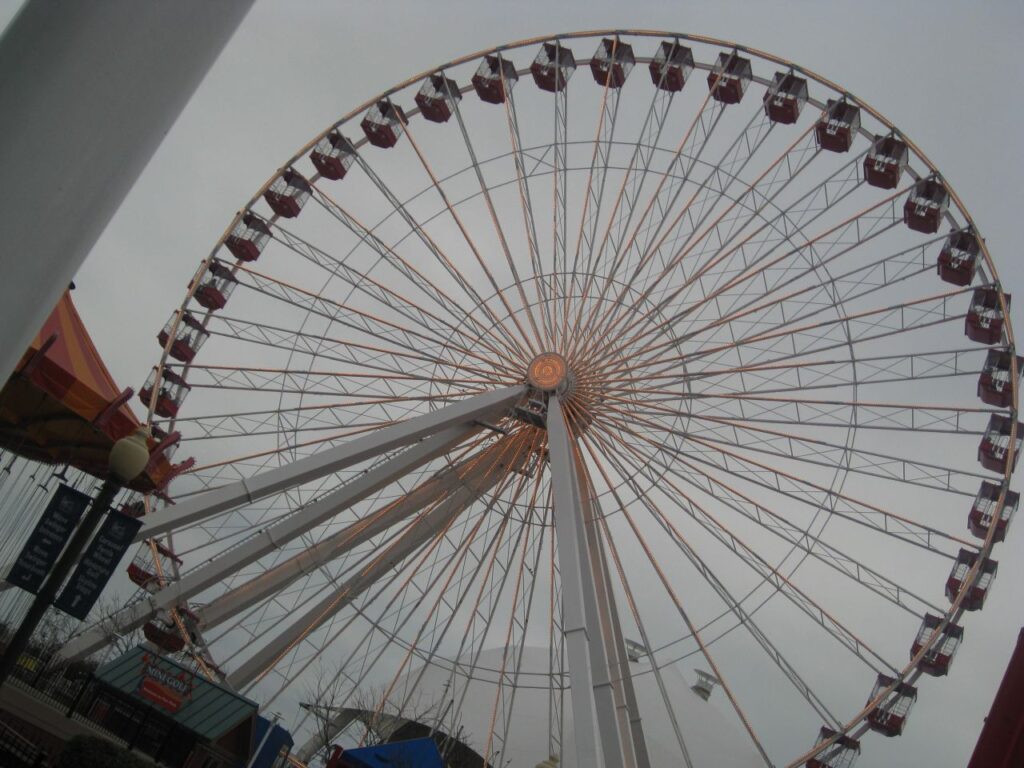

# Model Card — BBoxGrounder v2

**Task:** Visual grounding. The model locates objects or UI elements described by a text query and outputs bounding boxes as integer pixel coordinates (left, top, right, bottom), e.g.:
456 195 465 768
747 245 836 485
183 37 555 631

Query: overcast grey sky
2 2 1022 766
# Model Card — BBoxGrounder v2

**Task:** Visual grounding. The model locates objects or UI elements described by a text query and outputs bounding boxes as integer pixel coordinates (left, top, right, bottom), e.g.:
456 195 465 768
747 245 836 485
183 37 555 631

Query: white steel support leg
0 0 252 381
138 385 524 540
198 444 526 629
62 388 523 661
585 500 650 768
547 395 626 768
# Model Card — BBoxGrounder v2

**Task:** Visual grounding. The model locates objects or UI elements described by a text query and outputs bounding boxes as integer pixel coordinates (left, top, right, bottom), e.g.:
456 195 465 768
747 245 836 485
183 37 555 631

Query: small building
80 647 292 768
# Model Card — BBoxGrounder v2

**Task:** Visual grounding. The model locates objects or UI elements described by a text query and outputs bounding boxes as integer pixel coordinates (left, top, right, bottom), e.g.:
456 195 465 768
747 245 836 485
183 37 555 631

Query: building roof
95 646 258 742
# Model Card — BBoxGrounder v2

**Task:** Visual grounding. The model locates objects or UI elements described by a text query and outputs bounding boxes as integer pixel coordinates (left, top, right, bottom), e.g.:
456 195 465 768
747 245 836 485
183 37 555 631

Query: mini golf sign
137 654 195 714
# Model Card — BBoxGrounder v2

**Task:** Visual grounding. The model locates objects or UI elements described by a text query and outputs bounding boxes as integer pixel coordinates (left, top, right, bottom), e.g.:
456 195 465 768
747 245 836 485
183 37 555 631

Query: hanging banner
54 510 142 620
7 484 91 594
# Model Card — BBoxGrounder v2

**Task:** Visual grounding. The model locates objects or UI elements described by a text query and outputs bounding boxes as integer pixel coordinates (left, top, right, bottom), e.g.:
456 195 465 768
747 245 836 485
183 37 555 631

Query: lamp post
0 427 150 687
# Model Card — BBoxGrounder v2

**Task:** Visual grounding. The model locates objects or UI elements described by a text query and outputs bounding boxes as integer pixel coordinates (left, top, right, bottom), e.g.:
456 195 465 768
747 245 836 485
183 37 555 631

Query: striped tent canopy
0 290 176 493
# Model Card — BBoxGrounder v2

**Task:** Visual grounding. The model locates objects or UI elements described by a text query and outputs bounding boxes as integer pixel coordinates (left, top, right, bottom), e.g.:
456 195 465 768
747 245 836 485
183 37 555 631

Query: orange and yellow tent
0 290 176 494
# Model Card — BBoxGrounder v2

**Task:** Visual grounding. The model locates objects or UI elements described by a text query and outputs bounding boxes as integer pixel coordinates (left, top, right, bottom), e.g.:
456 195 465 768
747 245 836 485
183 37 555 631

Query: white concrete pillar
0 0 254 381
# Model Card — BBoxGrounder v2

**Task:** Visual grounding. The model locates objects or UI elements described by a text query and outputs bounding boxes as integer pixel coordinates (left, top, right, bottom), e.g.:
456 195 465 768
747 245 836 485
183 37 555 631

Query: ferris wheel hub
527 352 572 394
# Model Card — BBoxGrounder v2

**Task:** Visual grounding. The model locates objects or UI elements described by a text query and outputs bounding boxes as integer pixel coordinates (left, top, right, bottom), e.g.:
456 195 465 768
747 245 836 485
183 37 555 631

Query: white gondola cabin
707 51 753 105
310 131 356 179
157 311 209 364
911 613 963 676
224 211 271 262
978 414 1023 474
649 41 694 92
945 548 998 611
590 38 634 87
903 178 949 234
530 43 576 93
764 71 808 124
806 728 859 768
978 348 1022 408
415 74 462 122
263 168 311 218
966 287 1010 345
969 481 1018 542
139 368 191 419
816 99 861 153
863 135 908 189
472 55 517 104
193 260 237 312
866 675 917 737
361 99 406 148
937 229 980 286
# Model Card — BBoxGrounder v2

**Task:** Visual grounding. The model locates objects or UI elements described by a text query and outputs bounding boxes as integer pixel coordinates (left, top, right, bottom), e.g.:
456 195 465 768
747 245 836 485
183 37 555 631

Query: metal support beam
138 385 523 539
547 395 628 768
0 0 253 382
60 388 521 661
199 439 527 629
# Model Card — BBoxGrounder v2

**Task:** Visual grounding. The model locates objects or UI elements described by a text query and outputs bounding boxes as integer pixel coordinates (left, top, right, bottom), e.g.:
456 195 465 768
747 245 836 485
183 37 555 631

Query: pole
0 479 120 687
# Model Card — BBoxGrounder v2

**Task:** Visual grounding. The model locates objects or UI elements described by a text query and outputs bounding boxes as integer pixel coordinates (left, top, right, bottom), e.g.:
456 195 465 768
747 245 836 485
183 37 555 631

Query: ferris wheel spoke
569 38 622 295
230 260 520 375
446 76 547 349
671 224 936 354
299 437 536 719
350 152 531 364
604 348 985 396
575 435 775 766
619 420 942 619
503 88 556 348
592 510 695 768
401 119 541 359
551 62 571 346
569 90 725 365
587 426 899 681
592 408 970 555
271 214 515 368
611 400 988 497
582 432 844 733
591 145 875 373
573 92 735 367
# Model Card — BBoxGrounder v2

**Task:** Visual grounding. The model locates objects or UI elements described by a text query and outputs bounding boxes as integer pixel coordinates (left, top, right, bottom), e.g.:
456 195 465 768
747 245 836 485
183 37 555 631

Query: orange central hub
527 352 570 393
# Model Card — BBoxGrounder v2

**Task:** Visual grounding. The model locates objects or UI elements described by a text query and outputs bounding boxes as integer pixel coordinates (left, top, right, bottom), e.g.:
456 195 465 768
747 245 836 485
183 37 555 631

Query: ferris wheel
63 31 1018 767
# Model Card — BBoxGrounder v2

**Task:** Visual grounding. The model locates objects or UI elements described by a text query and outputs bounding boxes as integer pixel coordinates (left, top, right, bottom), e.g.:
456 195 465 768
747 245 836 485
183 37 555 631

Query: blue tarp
245 715 294 768
339 737 444 768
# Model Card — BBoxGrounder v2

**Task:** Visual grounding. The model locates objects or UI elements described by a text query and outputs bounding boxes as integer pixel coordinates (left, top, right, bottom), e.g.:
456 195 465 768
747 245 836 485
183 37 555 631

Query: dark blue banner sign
54 510 142 620
7 484 91 594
